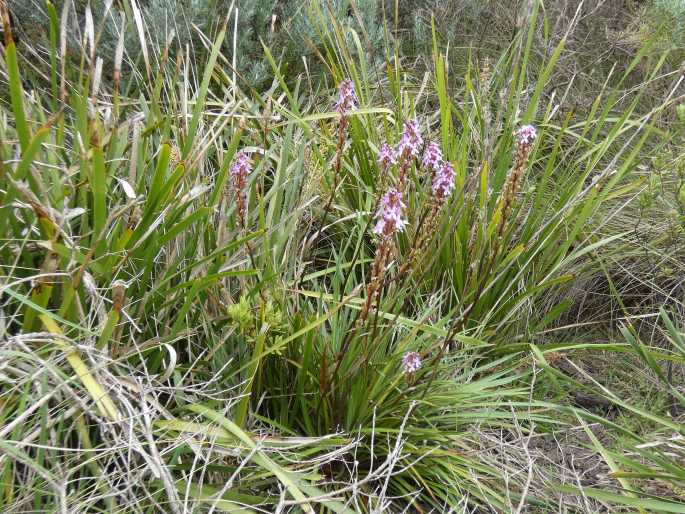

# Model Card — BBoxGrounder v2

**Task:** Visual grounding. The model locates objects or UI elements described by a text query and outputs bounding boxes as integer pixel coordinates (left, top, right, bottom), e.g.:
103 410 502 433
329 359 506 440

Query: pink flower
402 351 422 374
397 119 423 160
377 142 397 171
515 125 537 147
334 78 358 114
230 151 252 186
432 161 455 200
231 151 252 228
422 141 443 171
373 188 406 237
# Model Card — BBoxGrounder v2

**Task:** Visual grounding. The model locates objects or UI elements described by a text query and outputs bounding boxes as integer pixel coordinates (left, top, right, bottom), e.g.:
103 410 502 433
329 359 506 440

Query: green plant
8 0 387 90
651 0 685 48
1 0 683 512
542 308 685 511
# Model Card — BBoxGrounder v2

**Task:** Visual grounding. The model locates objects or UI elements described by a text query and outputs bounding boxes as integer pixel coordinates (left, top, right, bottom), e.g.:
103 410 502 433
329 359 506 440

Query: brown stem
418 147 533 398
235 183 267 303
496 143 531 240
312 115 349 245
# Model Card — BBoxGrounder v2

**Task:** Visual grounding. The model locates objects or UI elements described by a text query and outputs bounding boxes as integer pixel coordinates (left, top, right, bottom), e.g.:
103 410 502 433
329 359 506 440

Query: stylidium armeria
497 124 538 237
396 119 424 190
359 187 407 324
402 351 422 374
231 150 252 229
315 80 358 238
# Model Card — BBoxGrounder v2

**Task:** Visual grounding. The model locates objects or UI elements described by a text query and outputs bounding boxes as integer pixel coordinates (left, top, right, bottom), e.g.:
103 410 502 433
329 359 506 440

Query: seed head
422 141 443 172
398 119 423 160
374 188 406 237
402 351 422 374
334 78 358 114
377 142 397 172
432 161 456 200
112 280 127 312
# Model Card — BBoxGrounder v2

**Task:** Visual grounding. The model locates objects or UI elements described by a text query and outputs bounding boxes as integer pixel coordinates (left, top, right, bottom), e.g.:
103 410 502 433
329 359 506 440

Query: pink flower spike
397 119 424 160
402 351 422 374
432 161 456 200
230 151 252 185
377 142 397 171
334 78 358 114
373 188 406 237
422 141 443 172
515 125 537 146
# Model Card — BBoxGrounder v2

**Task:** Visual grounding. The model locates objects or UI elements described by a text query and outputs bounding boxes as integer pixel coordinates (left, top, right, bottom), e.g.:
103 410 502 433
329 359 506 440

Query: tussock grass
1 0 684 512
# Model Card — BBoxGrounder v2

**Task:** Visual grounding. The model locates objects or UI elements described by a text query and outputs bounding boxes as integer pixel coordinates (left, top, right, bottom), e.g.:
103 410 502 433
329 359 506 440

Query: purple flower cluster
422 141 443 172
402 351 422 374
397 119 424 159
230 151 252 185
334 79 358 114
377 143 397 172
516 125 537 147
374 188 406 237
432 161 456 200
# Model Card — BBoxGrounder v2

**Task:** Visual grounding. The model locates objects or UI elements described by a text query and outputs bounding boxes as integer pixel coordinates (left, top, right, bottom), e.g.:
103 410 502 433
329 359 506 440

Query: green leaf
91 146 107 240
187 405 316 514
555 485 685 513
5 42 31 151
183 25 226 157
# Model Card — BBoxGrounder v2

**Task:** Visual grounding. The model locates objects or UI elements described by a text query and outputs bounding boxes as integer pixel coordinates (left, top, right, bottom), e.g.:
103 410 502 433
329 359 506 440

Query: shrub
651 0 685 48
7 0 386 88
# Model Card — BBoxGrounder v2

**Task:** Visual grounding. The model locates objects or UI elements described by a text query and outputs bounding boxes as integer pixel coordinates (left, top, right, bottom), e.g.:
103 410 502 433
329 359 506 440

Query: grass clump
1 0 684 512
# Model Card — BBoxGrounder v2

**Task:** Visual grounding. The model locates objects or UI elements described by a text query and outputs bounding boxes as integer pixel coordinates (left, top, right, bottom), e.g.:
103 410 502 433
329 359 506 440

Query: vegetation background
1 0 684 512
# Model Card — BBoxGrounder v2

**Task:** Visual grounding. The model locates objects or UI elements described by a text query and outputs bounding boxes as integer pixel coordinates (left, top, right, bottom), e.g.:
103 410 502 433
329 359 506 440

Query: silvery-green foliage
7 0 385 88
651 0 685 48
